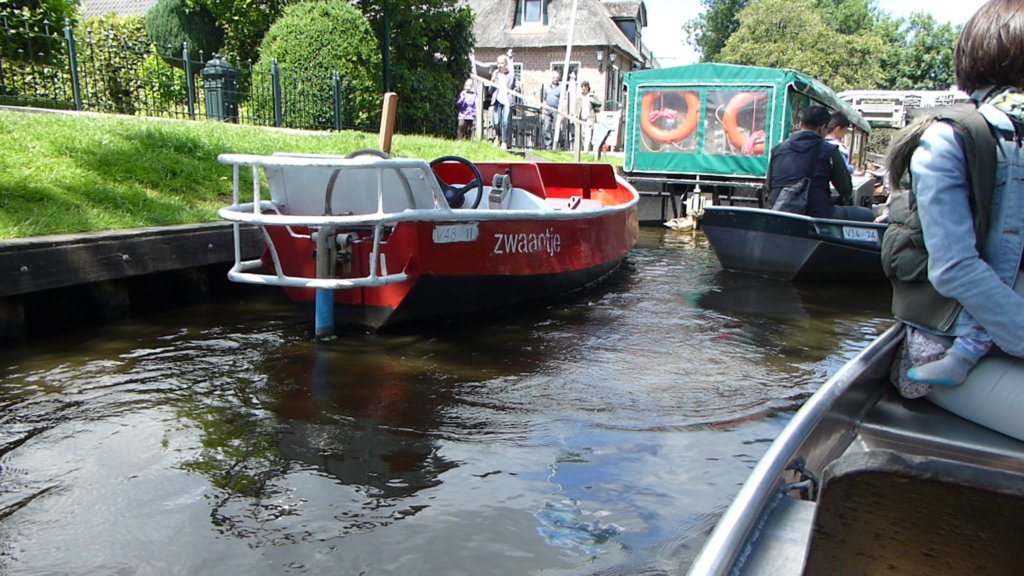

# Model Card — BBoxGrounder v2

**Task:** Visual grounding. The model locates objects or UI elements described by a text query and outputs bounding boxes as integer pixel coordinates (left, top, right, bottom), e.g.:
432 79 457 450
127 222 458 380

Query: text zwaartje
493 229 562 256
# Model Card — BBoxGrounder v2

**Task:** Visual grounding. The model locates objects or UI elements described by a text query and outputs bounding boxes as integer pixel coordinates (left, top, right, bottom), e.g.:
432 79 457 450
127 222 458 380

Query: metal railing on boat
217 153 450 337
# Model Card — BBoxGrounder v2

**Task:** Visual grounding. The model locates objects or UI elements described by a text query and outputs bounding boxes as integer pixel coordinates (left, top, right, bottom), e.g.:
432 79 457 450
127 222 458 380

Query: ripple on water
0 230 896 575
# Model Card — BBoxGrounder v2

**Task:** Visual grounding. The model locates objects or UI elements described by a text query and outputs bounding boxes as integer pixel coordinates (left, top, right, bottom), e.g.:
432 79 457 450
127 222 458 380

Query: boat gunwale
218 197 638 228
687 324 904 576
700 205 887 231
217 154 639 229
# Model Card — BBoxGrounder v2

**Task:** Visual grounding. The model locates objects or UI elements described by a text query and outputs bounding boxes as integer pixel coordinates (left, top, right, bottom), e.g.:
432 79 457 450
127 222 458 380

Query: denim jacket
909 102 1024 356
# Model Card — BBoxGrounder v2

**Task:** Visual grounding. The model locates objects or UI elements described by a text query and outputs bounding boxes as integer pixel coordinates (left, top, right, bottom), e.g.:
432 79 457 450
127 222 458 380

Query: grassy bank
0 110 615 240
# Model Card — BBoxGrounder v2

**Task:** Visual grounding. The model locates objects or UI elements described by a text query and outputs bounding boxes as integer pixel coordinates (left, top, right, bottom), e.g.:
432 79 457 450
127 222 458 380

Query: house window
515 0 548 26
550 62 580 82
525 0 542 22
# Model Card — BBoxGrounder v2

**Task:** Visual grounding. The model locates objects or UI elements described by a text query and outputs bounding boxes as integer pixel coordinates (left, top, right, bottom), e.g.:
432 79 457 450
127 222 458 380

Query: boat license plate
842 226 879 243
433 223 479 243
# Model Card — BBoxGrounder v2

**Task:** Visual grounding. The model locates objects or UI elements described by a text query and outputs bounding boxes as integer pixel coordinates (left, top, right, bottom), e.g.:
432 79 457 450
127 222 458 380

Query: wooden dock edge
0 223 265 341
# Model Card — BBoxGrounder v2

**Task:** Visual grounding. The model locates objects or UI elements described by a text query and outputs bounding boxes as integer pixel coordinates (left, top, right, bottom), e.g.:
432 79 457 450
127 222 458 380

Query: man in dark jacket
765 105 874 221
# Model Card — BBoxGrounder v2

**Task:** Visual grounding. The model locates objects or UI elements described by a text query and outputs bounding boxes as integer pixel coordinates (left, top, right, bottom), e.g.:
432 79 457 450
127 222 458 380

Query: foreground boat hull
700 206 887 281
688 325 1024 575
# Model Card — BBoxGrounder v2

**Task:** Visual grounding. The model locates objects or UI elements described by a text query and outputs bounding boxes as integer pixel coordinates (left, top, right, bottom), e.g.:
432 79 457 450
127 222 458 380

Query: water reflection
0 228 897 575
694 270 893 367
271 344 457 500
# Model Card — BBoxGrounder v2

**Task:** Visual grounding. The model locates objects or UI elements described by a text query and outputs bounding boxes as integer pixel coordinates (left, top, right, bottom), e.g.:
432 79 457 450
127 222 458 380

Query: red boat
217 152 639 334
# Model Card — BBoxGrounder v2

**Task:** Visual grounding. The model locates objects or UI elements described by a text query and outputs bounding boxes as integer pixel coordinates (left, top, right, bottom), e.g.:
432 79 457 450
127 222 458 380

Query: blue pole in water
314 226 336 340
315 289 334 340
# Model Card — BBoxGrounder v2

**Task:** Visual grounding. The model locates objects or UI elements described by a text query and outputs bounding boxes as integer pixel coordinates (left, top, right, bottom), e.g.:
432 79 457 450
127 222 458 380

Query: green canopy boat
622 63 871 222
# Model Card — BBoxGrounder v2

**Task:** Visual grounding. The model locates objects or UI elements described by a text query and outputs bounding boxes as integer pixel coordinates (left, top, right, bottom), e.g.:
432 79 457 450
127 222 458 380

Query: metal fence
0 13 351 132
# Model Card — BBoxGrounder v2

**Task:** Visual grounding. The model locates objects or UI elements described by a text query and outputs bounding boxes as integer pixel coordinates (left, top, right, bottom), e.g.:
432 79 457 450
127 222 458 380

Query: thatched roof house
79 0 156 18
464 0 651 113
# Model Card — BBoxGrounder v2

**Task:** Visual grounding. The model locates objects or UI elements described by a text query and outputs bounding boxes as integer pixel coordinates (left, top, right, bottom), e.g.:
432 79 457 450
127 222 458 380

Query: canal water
0 228 893 576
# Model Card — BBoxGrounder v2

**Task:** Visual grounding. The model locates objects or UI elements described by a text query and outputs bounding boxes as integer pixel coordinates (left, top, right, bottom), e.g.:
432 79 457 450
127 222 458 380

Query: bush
145 0 223 69
75 15 152 114
250 0 381 131
351 0 477 137
138 50 191 114
0 0 77 62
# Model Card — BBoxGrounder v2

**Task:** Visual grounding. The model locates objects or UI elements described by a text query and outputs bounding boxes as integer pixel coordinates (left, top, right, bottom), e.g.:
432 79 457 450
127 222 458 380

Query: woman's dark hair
955 0 1024 94
799 105 830 130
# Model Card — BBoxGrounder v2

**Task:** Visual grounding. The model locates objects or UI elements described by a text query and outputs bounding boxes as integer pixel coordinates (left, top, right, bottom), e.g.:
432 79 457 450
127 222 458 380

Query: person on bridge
541 70 563 150
765 105 874 221
490 50 516 150
576 80 600 153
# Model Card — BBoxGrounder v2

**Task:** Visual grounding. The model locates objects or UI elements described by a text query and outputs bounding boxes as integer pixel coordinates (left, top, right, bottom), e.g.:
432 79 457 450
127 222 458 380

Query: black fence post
271 59 282 127
183 41 195 120
332 71 343 131
63 18 81 110
0 13 7 98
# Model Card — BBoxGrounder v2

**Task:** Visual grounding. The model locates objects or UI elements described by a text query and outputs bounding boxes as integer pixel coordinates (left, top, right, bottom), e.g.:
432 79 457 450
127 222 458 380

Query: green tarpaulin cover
623 63 869 179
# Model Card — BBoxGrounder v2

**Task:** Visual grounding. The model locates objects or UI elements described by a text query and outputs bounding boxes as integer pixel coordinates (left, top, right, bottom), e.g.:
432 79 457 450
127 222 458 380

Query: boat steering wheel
429 155 484 209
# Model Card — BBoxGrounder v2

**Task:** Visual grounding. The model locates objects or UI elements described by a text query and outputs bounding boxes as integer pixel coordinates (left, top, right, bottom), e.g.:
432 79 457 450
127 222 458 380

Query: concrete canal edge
0 223 265 342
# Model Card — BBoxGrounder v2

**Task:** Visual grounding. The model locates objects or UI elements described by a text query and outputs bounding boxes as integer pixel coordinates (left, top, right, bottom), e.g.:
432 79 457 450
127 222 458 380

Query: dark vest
768 132 836 218
882 106 1000 331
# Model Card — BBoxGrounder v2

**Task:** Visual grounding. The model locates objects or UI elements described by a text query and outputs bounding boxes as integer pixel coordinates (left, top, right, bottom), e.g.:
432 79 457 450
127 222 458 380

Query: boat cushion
264 158 441 216
804 449 1024 575
926 356 1024 442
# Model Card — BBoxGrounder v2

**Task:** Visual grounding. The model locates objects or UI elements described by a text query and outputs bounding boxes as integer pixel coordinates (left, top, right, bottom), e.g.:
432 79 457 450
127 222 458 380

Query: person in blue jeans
541 70 562 150
895 0 1024 388
490 50 516 150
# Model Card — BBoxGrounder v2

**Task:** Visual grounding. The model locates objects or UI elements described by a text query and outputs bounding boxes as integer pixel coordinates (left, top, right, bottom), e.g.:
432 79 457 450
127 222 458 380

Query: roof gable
79 0 157 18
466 0 645 59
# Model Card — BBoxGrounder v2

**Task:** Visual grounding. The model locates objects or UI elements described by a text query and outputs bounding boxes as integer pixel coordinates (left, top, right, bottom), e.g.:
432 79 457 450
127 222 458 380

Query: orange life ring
640 91 700 144
722 92 768 154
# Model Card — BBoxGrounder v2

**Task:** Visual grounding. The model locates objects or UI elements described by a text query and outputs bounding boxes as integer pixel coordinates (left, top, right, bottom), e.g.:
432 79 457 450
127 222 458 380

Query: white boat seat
264 154 443 216
926 356 1024 443
850 174 876 208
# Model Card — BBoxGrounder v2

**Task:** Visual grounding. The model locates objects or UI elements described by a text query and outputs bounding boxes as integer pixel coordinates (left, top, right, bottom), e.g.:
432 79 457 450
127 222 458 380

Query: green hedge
145 0 223 69
250 0 381 131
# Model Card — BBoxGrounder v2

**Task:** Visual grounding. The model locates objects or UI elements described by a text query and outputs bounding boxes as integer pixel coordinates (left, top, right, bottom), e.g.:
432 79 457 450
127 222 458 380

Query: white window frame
522 0 544 24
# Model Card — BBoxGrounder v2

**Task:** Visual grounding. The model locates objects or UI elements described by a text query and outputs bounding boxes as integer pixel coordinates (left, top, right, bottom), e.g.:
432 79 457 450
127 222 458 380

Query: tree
146 0 224 68
717 0 885 92
253 0 381 131
814 0 877 35
0 0 77 61
684 0 748 63
184 0 289 65
877 13 957 90
352 0 475 136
